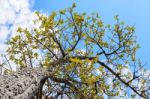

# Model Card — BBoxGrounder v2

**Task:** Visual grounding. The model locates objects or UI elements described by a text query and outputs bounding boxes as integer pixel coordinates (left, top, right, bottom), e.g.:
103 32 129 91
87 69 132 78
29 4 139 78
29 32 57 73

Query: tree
1 3 149 99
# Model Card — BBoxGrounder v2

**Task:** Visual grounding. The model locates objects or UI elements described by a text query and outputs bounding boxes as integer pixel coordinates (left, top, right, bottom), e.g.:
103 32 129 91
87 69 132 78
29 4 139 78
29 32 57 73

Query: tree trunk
0 68 51 99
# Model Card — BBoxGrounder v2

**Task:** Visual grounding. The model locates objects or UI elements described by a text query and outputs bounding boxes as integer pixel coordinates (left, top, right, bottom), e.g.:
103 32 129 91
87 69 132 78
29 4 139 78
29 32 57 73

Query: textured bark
0 68 51 99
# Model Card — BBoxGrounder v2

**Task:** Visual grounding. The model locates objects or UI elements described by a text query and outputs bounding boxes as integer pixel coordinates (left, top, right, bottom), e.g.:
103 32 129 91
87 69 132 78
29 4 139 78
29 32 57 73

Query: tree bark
0 68 51 99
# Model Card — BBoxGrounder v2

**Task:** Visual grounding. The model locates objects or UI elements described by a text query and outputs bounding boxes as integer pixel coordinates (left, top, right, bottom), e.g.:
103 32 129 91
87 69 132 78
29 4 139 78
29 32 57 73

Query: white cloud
0 43 8 53
0 26 9 41
0 0 36 50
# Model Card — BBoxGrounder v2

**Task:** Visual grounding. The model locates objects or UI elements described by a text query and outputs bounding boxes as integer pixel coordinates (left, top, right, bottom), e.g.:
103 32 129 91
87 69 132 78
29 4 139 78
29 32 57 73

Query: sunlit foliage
3 3 150 99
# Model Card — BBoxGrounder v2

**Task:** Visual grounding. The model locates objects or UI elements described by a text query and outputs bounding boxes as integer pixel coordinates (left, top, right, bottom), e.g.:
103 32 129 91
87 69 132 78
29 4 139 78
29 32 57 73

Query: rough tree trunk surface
0 68 50 99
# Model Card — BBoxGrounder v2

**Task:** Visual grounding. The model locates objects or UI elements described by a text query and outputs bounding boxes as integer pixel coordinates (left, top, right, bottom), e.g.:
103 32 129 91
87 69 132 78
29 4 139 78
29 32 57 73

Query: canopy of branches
2 3 149 99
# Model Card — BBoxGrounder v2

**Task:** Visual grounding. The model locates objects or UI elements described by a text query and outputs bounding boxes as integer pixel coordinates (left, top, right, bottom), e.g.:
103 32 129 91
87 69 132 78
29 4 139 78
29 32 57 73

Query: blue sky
33 0 150 68
0 0 149 68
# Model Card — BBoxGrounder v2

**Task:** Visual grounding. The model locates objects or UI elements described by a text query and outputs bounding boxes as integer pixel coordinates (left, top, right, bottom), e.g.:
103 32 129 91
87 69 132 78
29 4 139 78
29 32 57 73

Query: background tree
1 3 149 99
